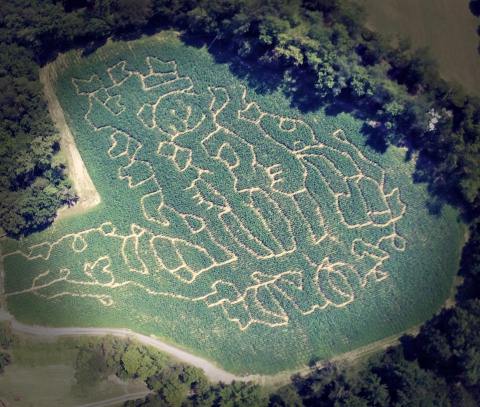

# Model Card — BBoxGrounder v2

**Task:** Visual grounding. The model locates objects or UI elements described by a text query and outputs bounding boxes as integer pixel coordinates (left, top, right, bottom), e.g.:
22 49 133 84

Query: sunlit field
1 32 465 374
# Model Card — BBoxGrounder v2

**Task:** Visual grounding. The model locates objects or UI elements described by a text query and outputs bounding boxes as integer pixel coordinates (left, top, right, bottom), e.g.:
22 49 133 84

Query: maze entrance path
1 34 466 374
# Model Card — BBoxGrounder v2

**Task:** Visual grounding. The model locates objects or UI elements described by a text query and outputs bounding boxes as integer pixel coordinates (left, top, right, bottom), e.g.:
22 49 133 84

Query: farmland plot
1 33 465 374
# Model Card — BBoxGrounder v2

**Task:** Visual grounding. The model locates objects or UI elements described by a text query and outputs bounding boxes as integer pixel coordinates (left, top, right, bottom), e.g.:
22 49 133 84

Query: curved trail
75 391 152 407
0 310 249 384
0 54 425 390
0 308 415 387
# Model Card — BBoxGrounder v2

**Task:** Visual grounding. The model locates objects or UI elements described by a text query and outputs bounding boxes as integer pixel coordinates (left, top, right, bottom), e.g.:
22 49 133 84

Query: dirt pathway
39 61 101 220
0 308 415 386
0 310 247 383
2 62 439 384
75 391 152 407
0 243 424 386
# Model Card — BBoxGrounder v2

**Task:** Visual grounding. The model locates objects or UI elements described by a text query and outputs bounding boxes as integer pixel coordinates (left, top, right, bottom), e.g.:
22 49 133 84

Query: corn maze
1 36 464 373
3 52 410 330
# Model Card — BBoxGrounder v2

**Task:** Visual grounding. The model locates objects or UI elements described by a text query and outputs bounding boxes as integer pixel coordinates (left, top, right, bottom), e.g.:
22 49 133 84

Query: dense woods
471 0 480 59
1 0 480 405
0 42 75 237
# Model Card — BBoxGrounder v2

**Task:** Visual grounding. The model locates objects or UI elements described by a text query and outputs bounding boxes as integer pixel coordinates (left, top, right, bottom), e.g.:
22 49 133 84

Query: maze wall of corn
1 32 466 374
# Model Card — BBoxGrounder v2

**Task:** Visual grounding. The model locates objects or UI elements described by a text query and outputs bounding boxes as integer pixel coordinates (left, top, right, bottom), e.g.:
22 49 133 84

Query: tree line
1 0 480 236
0 323 12 375
471 0 480 56
121 221 480 407
78 336 269 407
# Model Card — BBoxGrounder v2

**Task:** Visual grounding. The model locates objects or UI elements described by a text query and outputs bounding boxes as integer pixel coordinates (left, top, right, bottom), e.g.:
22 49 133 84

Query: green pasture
359 0 480 95
1 32 465 374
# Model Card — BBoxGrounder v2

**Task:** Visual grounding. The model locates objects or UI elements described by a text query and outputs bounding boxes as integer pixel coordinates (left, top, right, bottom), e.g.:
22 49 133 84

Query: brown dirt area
39 58 101 221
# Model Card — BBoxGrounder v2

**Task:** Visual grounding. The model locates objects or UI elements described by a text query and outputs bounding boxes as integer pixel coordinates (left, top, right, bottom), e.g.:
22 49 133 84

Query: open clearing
0 310 242 383
0 365 148 407
360 0 480 95
0 32 465 375
0 334 148 407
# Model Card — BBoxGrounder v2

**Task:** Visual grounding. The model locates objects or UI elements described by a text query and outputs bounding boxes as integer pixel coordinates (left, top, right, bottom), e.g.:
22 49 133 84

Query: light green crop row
1 32 465 375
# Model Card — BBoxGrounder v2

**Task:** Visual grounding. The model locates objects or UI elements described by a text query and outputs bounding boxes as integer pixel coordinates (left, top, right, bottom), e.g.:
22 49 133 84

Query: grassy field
0 32 466 375
0 337 147 407
359 0 480 95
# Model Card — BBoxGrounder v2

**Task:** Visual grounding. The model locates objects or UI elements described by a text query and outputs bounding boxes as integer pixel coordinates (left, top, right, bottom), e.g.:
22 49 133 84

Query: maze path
2 56 407 330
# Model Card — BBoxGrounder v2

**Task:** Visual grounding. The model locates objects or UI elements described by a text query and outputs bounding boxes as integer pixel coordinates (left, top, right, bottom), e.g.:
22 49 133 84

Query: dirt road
0 310 250 383
75 391 152 407
0 308 413 386
40 61 101 220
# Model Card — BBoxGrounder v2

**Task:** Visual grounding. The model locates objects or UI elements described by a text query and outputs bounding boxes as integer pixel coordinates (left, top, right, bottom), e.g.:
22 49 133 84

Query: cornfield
1 32 466 375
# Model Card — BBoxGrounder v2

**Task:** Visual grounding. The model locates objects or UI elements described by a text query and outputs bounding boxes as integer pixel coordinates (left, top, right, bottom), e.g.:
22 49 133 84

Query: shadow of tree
470 0 480 17
171 33 467 219
455 221 480 303
477 25 480 55
184 34 286 96
471 1 480 55
360 124 389 153
82 38 108 57
399 334 418 361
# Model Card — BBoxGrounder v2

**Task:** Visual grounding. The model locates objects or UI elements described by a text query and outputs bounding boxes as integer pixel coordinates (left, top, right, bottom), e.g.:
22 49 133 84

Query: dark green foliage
145 364 225 407
69 337 268 407
0 323 13 350
2 0 479 231
416 301 480 387
283 349 450 407
74 344 113 388
0 352 11 374
0 323 12 376
126 380 268 407
72 337 268 407
269 385 303 407
110 0 153 31
119 343 164 380
458 221 480 301
0 29 76 237
0 0 157 237
212 382 268 407
369 348 450 407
